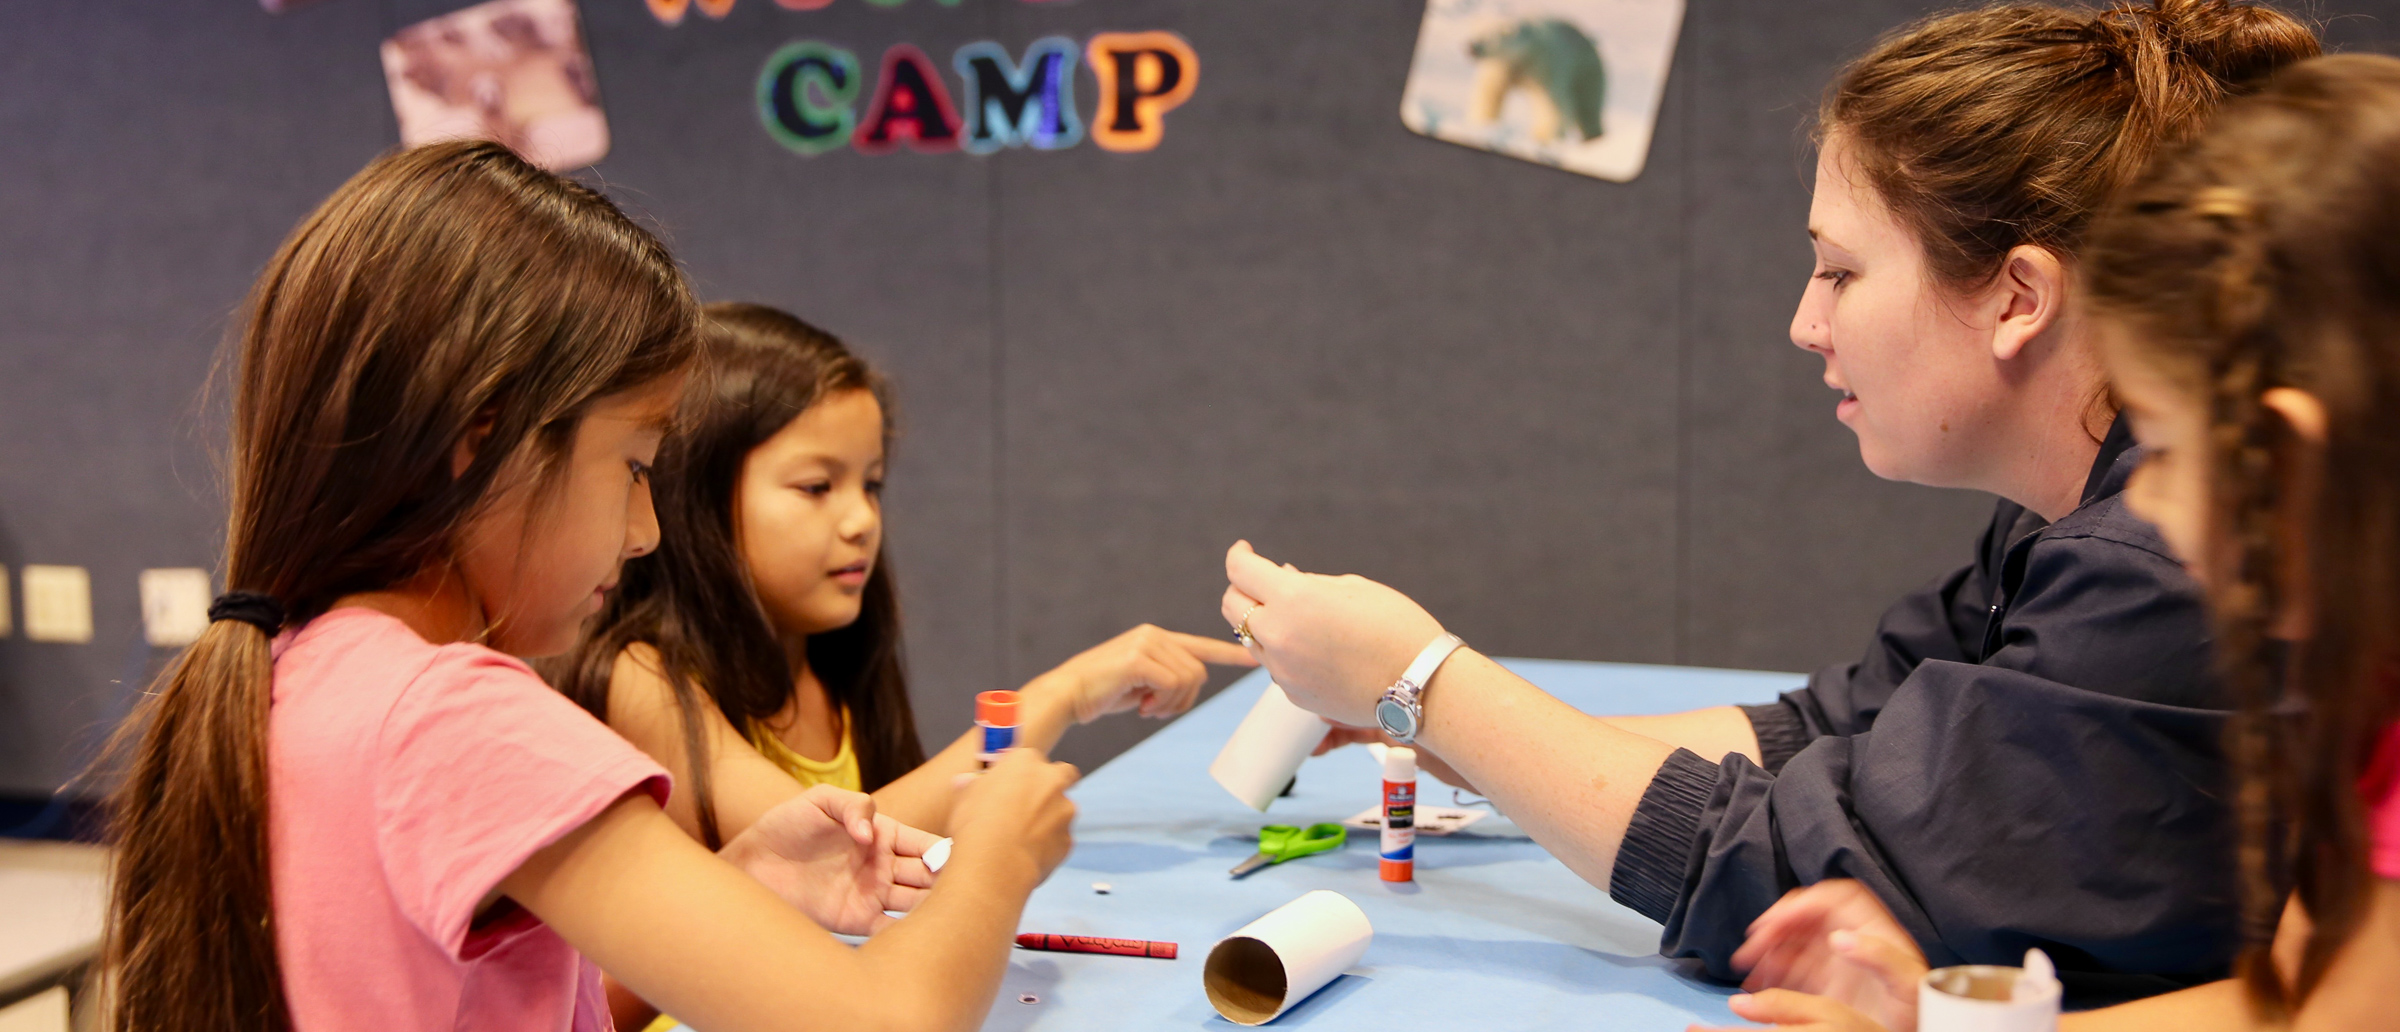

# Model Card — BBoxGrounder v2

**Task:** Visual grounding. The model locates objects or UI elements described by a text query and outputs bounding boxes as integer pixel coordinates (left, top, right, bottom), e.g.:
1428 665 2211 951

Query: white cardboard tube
1208 683 1326 811
1203 890 1373 1025
1918 964 2060 1032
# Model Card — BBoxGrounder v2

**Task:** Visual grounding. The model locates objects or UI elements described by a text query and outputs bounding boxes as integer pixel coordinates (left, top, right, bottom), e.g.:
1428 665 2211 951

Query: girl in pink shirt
100 140 1080 1032
1706 52 2400 1032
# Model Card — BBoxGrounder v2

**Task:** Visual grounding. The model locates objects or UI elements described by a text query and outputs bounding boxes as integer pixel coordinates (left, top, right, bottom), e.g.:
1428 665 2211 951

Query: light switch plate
140 568 214 647
23 565 93 644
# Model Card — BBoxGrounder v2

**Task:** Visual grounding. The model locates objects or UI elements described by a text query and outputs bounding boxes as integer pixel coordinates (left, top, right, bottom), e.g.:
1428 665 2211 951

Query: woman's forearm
1603 707 1763 765
1418 649 1678 888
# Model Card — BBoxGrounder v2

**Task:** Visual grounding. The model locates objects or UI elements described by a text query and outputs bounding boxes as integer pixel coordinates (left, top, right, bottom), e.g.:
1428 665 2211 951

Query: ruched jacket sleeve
1610 423 2239 1006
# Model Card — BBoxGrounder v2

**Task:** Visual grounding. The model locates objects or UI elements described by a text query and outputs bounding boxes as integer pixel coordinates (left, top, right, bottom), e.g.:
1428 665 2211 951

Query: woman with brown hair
1228 0 2318 1005
1704 51 2400 1032
102 140 1079 1032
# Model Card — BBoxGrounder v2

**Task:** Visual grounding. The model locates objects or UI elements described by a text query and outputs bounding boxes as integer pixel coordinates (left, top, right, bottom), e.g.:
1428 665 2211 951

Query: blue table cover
980 659 1800 1031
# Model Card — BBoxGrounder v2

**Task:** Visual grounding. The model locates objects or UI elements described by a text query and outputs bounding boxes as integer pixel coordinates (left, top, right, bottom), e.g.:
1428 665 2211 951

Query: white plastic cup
1203 890 1374 1025
1209 683 1327 811
1918 961 2061 1032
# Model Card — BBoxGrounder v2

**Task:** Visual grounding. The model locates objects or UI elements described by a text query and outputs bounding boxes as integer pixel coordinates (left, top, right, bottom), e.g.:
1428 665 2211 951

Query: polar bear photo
1469 18 1605 143
1400 0 1684 183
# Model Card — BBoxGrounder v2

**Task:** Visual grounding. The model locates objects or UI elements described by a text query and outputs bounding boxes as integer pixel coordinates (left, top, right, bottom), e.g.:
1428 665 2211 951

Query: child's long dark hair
99 140 697 1032
2086 53 2400 1016
552 303 924 850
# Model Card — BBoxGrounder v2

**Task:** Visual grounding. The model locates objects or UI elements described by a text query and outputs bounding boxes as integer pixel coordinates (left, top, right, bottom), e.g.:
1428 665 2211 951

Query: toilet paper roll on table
1918 950 2060 1032
1203 890 1373 1025
1209 683 1328 811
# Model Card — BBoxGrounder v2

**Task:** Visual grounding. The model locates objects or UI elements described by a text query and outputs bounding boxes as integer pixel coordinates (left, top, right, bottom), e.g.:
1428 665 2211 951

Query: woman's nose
1790 281 1832 355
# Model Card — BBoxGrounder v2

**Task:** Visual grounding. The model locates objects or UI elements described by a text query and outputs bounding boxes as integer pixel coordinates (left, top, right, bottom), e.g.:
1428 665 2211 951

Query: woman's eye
1814 268 1852 287
865 478 886 496
627 459 651 485
796 482 833 497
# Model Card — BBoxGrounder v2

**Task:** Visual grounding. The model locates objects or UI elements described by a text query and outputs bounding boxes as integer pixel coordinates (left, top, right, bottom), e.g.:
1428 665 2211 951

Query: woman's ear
452 411 499 479
2262 387 2328 641
1989 245 2070 362
2261 387 2327 445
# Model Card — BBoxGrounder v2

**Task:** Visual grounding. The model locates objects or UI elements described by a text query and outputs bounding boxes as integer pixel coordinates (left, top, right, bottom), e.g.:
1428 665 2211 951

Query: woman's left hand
1733 880 1927 1032
1688 990 1893 1032
1028 624 1259 725
717 785 939 935
1220 540 1446 726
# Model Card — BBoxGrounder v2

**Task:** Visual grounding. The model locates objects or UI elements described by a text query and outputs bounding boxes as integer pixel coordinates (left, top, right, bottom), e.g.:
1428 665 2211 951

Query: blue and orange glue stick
1380 746 1417 882
976 690 1020 767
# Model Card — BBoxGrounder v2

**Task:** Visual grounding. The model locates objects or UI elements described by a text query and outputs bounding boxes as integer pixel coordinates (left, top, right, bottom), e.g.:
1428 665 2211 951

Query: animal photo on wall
1399 0 1684 182
380 0 610 172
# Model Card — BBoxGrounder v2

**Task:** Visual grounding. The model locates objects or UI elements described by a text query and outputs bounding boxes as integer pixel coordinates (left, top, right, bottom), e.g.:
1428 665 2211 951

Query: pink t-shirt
2364 721 2400 879
269 607 669 1032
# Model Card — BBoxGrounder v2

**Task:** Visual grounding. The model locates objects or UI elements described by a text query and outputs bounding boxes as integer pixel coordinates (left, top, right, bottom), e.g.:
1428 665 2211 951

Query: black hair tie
209 592 287 636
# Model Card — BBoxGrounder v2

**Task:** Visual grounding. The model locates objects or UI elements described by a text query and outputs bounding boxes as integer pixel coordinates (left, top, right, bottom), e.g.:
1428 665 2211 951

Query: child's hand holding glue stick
937 747 1081 887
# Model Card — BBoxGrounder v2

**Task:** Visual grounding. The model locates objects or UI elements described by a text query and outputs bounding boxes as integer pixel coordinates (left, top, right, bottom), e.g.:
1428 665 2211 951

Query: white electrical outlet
140 568 214 647
22 565 93 644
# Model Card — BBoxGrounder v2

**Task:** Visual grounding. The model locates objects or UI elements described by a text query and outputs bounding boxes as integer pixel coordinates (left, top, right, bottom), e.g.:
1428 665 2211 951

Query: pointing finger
1166 630 1263 666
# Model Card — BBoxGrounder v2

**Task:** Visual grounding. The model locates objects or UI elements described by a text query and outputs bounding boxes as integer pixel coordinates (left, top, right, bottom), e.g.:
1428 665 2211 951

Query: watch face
1375 696 1418 740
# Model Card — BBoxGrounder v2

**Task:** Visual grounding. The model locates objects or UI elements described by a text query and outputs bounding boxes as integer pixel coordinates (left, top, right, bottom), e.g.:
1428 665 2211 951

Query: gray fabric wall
2 0 2392 793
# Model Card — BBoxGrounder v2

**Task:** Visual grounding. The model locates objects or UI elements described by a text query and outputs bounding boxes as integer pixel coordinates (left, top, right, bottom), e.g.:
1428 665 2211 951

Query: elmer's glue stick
1380 747 1416 882
976 690 1020 767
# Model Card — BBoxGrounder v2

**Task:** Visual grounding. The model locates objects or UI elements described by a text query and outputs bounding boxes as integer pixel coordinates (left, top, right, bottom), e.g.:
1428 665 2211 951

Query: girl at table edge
545 303 1253 1030
102 140 1079 1032
1234 0 2316 1005
1702 51 2400 1032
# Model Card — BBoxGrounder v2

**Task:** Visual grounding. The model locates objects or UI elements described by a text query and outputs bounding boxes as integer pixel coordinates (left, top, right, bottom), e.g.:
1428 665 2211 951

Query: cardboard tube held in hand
1203 890 1373 1025
1209 683 1326 812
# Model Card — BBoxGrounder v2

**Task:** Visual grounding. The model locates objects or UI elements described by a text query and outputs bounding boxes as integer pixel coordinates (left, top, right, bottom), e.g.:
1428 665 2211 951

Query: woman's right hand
945 748 1080 886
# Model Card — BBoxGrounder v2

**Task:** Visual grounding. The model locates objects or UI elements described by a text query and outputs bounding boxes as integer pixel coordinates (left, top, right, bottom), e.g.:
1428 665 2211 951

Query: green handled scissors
1228 822 1347 878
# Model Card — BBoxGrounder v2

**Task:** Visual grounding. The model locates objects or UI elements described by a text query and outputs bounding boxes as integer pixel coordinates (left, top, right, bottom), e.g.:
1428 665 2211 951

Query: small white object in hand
1093 881 1113 894
923 838 953 873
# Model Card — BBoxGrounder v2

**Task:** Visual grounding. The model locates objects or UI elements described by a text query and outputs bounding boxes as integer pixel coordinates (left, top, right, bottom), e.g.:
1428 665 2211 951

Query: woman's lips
830 562 869 587
1828 379 1858 420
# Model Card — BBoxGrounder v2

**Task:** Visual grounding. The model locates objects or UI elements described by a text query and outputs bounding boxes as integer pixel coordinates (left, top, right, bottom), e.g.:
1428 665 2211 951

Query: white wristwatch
1374 633 1466 744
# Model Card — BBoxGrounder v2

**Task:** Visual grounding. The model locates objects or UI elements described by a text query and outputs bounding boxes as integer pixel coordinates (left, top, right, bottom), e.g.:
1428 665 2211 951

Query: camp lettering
756 34 1198 155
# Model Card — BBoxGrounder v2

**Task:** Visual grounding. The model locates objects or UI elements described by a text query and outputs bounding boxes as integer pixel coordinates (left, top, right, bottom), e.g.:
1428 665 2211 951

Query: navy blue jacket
1607 418 2238 1005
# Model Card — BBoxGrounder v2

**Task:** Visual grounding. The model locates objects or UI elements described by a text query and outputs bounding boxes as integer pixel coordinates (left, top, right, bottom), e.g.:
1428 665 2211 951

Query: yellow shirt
745 713 863 793
642 716 862 1032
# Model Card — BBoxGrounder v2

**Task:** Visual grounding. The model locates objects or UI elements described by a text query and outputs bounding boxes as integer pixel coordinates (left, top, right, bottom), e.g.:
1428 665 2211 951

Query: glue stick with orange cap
1380 747 1416 882
976 689 1021 767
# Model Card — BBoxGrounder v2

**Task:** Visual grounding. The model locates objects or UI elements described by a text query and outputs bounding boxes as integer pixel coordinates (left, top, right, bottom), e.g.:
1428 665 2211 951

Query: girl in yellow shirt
551 303 1248 850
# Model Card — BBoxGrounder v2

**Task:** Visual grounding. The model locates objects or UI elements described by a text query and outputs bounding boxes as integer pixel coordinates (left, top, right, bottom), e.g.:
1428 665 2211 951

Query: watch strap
1401 633 1467 693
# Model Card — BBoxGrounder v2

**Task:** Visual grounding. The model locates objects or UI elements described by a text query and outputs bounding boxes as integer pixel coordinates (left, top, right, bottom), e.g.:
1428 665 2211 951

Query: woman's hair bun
2092 0 2319 93
1820 0 2319 290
